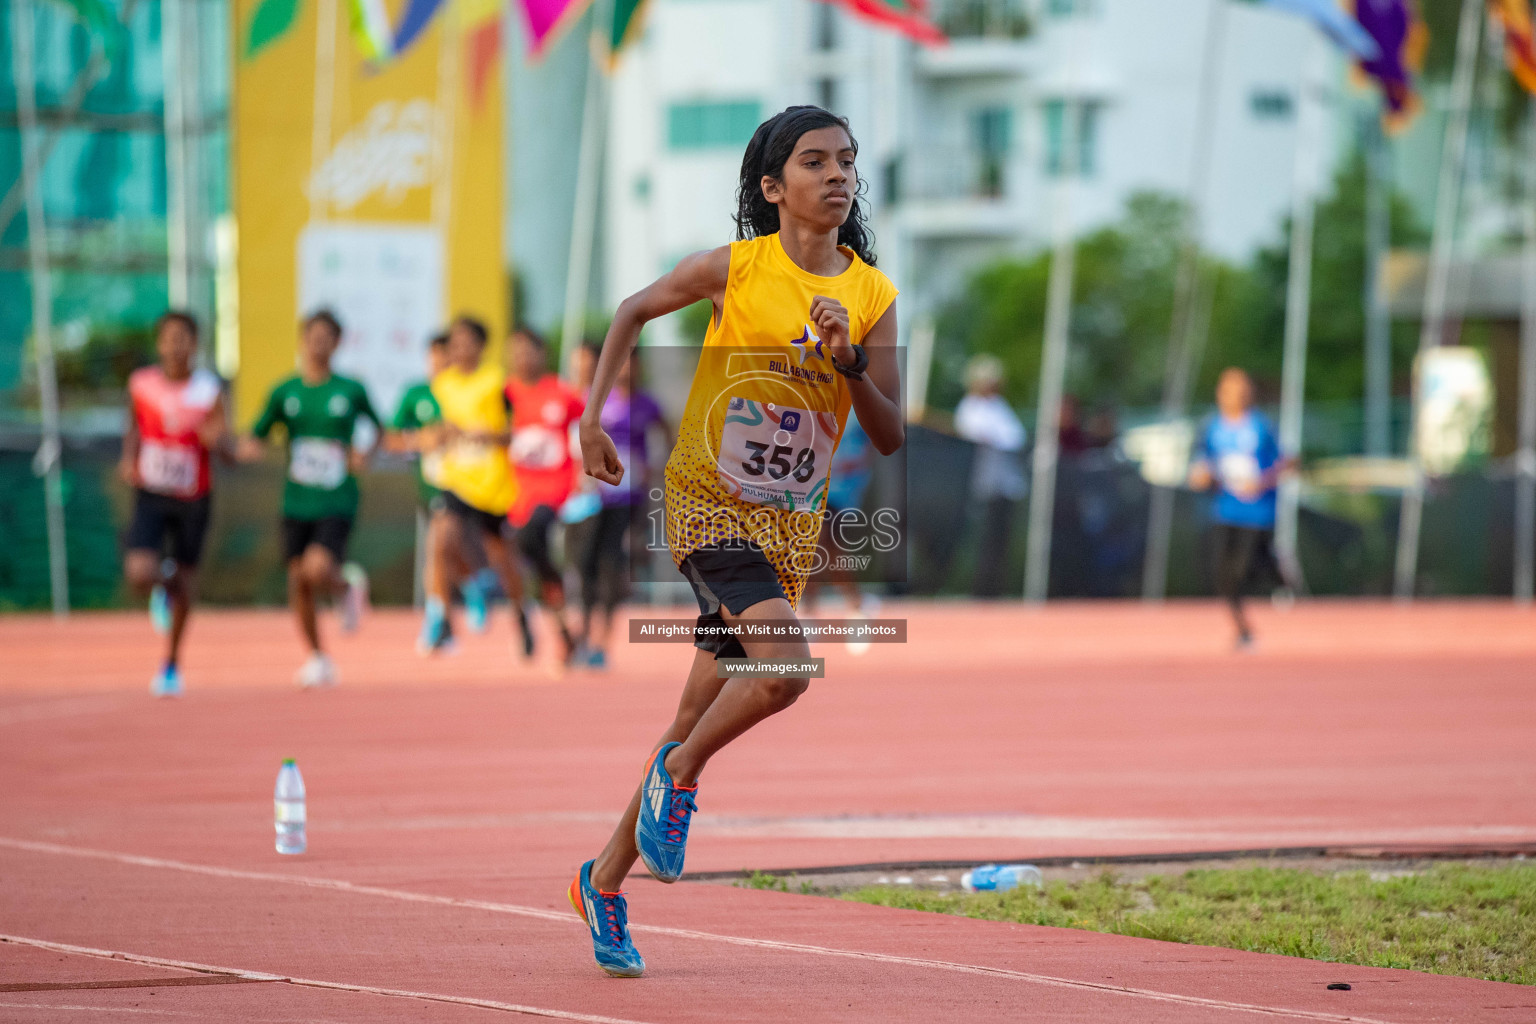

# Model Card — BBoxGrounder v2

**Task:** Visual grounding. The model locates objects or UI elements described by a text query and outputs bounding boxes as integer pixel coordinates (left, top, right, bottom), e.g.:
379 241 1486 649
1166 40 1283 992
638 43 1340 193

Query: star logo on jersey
790 325 824 365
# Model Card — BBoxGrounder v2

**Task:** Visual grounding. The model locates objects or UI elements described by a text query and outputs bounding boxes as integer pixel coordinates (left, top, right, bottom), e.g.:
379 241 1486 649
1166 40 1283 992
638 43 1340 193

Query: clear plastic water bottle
960 864 1042 892
274 759 307 855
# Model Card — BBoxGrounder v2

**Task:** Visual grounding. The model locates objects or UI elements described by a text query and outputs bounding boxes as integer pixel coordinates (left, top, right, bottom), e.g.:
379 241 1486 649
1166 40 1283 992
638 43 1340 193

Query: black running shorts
679 541 788 660
125 490 212 567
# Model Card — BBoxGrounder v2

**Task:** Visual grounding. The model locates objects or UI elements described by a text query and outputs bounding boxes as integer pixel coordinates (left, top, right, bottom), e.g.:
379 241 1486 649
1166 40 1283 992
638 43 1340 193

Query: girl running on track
569 105 905 977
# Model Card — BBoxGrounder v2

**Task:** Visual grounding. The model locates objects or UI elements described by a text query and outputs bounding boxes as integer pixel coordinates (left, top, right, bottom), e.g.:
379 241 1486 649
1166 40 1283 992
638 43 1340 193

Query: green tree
932 191 1235 411
1206 147 1429 403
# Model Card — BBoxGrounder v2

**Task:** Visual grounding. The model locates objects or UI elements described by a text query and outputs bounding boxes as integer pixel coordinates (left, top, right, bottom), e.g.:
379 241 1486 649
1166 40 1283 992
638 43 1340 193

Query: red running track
1 600 1533 1022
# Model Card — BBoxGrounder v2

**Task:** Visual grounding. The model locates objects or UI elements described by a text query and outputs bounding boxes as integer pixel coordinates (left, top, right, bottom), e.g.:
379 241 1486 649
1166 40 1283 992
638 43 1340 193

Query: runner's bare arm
118 409 140 486
580 246 730 486
199 390 231 457
832 300 903 455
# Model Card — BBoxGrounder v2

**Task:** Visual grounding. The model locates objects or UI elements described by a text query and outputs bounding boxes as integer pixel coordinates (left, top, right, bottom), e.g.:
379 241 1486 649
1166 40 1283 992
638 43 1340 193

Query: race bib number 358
289 438 348 490
716 398 835 510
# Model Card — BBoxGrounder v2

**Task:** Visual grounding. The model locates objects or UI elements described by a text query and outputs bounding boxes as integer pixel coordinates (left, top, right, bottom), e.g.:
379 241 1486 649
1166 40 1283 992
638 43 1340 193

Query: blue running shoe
568 860 644 977
635 741 697 883
149 584 171 636
416 600 456 656
462 576 488 634
150 664 183 698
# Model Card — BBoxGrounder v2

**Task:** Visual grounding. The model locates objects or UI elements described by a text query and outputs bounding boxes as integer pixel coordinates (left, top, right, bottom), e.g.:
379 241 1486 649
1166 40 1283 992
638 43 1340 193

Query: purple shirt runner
599 388 664 507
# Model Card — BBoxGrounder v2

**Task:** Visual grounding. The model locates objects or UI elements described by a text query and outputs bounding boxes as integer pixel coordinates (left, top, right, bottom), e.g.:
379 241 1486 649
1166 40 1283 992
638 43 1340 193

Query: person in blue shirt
1188 368 1293 648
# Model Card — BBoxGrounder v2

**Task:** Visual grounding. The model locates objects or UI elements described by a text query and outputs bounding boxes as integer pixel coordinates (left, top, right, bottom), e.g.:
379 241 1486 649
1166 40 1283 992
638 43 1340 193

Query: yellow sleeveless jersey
432 361 516 515
664 233 897 607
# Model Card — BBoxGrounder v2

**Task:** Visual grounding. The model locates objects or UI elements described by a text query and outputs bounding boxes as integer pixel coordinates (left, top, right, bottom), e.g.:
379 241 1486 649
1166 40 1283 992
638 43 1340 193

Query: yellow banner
230 0 505 425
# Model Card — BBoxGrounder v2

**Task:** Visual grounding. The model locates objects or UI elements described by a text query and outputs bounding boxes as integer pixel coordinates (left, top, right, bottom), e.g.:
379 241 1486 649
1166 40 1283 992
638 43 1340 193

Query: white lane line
0 836 1403 1024
0 696 126 727
0 1002 203 1018
0 934 655 1024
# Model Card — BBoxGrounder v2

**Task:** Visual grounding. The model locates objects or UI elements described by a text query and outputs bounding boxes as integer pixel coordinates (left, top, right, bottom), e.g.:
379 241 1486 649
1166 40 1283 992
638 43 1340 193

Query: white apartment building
516 0 1340 347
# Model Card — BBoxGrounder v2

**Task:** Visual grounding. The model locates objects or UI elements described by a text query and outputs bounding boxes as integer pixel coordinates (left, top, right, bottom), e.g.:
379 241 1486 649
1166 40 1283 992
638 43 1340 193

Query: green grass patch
843 863 1536 984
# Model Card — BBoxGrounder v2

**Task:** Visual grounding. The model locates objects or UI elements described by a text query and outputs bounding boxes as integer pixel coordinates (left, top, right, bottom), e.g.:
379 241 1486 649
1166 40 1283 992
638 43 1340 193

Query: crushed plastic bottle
960 864 1042 892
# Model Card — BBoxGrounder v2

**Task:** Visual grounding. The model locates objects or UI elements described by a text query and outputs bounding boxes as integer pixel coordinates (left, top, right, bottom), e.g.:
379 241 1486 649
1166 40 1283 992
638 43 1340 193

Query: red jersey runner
505 374 584 527
128 367 222 500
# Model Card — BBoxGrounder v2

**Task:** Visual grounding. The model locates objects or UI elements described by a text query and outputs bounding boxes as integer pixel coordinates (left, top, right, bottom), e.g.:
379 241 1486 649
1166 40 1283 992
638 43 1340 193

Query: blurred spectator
954 354 1026 598
1188 367 1294 649
1058 395 1090 457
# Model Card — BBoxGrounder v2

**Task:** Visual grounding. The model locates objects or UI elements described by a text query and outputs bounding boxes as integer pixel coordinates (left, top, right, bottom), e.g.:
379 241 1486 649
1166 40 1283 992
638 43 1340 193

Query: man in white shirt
954 355 1026 597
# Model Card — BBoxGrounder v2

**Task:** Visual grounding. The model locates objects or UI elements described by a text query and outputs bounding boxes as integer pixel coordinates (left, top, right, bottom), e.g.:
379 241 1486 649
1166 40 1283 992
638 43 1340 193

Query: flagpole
1275 36 1329 584
1393 0 1482 601
11 0 70 617
1141 0 1227 601
163 0 190 308
1515 99 1536 604
1363 109 1392 457
1023 17 1086 604
560 0 614 379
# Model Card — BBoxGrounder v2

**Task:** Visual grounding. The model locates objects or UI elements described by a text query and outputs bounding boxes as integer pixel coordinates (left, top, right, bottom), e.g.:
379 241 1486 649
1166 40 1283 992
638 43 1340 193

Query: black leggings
581 503 635 614
516 504 562 585
1213 524 1282 610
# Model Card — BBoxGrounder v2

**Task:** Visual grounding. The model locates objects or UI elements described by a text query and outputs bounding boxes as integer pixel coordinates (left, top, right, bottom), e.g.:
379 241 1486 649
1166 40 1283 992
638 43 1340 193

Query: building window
974 106 1012 198
1043 98 1099 177
1249 89 1294 120
816 77 838 113
812 2 838 51
667 100 764 150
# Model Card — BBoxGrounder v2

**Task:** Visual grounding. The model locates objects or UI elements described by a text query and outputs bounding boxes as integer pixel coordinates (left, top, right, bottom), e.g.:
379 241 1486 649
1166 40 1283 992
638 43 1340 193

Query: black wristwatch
832 344 869 381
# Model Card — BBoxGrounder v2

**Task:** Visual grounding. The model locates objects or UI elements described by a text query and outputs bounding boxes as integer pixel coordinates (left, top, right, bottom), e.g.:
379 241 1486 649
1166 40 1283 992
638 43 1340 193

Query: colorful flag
347 0 395 62
1242 0 1380 58
605 0 647 62
464 0 504 108
244 0 303 59
1352 0 1428 131
518 0 592 55
391 0 446 54
820 0 945 47
1489 0 1536 93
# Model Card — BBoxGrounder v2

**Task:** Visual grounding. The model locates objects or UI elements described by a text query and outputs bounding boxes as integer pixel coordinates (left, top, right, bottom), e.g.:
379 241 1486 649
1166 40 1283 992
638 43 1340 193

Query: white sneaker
339 563 369 634
295 653 338 689
846 593 879 656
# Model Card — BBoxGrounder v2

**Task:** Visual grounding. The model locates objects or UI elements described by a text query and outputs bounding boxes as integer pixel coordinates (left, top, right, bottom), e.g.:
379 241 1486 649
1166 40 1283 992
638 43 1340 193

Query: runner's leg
661 596 811 786
289 558 322 653
588 646 729 891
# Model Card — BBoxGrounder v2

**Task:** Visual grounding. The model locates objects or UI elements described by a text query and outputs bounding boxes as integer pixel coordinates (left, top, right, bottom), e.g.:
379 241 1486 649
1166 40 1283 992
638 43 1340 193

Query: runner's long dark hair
734 105 876 267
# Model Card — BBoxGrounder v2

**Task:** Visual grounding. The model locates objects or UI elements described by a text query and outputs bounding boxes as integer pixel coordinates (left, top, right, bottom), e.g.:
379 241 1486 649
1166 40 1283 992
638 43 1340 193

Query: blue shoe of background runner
635 741 697 883
149 584 171 636
150 663 183 698
416 599 456 656
567 859 644 978
462 576 488 634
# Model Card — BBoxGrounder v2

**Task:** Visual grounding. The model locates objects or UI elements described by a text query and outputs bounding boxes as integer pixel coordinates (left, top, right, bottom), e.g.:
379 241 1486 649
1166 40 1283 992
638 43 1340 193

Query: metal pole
560 0 614 379
162 0 190 308
1393 0 1482 601
1515 101 1536 604
11 0 71 616
905 314 936 420
1142 0 1227 601
1023 21 1084 604
1275 38 1328 582
1363 111 1392 457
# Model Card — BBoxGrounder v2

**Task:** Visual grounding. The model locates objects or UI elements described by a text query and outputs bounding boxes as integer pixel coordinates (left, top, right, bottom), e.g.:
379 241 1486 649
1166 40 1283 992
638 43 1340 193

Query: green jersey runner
392 380 444 506
252 374 380 521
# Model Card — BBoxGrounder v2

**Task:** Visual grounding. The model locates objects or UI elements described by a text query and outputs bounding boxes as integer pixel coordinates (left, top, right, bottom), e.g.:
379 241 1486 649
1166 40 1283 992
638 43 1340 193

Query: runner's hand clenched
581 420 624 486
810 296 854 368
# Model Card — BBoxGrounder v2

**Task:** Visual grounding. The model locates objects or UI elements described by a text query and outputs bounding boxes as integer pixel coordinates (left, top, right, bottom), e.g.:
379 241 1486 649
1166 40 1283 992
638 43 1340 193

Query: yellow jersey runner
664 233 897 606
432 361 516 516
